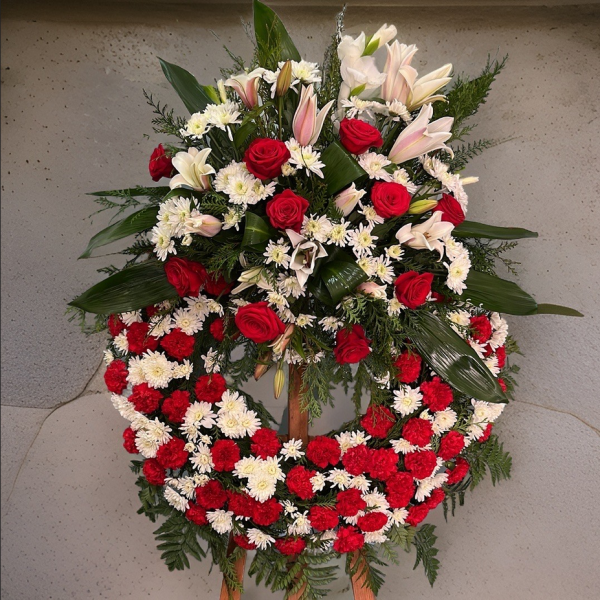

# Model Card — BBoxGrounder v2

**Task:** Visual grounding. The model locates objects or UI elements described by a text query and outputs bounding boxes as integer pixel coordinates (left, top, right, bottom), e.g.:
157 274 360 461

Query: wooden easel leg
350 551 376 600
287 364 309 446
219 536 247 600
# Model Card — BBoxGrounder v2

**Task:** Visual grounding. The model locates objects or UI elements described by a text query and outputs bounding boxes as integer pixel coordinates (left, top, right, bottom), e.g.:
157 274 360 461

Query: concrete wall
2 1 599 598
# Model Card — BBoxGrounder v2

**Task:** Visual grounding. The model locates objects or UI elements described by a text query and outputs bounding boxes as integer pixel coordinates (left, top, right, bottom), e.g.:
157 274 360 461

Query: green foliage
347 546 386 596
448 138 497 171
412 524 440 586
465 434 513 488
153 512 208 571
66 305 108 335
301 357 337 420
144 90 188 138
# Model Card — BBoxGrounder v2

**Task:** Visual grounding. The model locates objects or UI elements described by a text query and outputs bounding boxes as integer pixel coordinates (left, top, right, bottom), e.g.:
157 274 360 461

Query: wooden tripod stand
219 365 375 600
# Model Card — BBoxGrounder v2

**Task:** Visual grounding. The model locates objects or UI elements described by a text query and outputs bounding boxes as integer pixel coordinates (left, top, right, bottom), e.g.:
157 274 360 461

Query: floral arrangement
71 2 581 598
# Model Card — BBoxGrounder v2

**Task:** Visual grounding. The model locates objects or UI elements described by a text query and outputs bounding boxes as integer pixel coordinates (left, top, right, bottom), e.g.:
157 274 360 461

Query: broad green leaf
241 212 272 248
454 221 538 240
253 0 301 63
321 142 367 195
307 278 334 306
159 58 215 114
533 303 583 317
464 271 537 315
233 120 258 149
79 206 159 258
69 261 176 314
411 312 506 403
319 259 368 305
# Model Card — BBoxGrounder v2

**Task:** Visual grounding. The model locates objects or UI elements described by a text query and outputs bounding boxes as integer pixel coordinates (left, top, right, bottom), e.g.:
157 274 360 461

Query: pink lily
225 68 265 109
292 84 335 147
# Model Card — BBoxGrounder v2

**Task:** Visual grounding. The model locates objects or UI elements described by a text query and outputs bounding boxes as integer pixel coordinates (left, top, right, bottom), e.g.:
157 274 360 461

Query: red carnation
266 189 310 232
339 118 383 155
404 450 438 480
368 448 398 481
361 405 396 439
204 272 234 297
470 315 492 344
306 436 341 469
496 345 506 369
228 492 257 519
478 423 493 443
195 373 227 403
252 498 283 526
108 314 126 337
394 271 434 310
336 488 366 518
210 317 225 342
164 256 207 298
129 383 162 414
160 328 196 361
402 418 434 447
149 143 173 181
162 390 191 423
446 457 470 485
286 466 316 500
420 377 454 412
196 480 227 509
498 378 508 392
434 193 465 226
243 137 290 180
143 458 166 486
357 511 388 533
156 437 189 470
145 305 159 318
308 506 339 531
275 537 306 556
333 526 365 554
104 360 129 394
333 324 372 365
393 351 422 383
342 445 372 476
235 302 285 344
122 427 138 454
186 502 208 526
250 428 282 459
126 321 159 355
438 430 465 460
371 181 411 219
386 472 415 508
425 488 445 509
233 534 257 550
211 439 240 472
406 504 430 527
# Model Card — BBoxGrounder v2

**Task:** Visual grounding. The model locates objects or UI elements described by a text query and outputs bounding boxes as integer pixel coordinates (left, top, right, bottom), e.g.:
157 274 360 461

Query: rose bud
148 144 173 181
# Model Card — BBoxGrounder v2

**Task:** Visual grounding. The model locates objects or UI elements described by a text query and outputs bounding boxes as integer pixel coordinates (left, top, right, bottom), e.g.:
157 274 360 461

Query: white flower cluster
214 161 277 207
180 101 242 140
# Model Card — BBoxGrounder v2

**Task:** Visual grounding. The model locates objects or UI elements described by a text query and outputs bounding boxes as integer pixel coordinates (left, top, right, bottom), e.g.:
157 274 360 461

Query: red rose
143 458 165 486
156 437 189 470
368 448 398 481
233 534 256 550
406 504 430 527
371 181 411 219
228 491 257 519
404 450 438 480
243 137 290 180
339 118 384 155
496 345 506 369
286 466 316 500
333 526 365 554
394 271 434 309
149 144 173 181
361 405 396 439
122 428 138 454
275 537 306 556
393 351 422 383
186 502 208 526
210 317 225 342
357 511 388 533
425 488 445 509
196 480 227 509
126 321 159 355
195 373 227 403
160 328 196 361
478 423 493 443
386 472 415 508
434 193 465 226
336 488 367 518
402 418 434 447
446 457 470 485
129 383 162 414
420 377 454 412
266 190 310 232
104 360 129 394
252 498 283 526
342 445 372 476
438 430 465 460
334 325 371 365
470 315 492 343
306 436 341 469
162 390 191 423
251 428 282 459
108 314 126 337
308 506 339 531
235 302 285 344
164 257 207 298
204 272 234 297
211 439 240 472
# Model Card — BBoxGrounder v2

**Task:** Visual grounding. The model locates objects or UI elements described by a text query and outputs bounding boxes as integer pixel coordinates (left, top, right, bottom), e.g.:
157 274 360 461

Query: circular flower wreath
71 1 580 596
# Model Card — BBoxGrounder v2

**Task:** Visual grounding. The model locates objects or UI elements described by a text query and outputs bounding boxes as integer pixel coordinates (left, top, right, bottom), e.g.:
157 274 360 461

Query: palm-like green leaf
321 142 366 195
241 212 272 248
159 58 216 114
454 221 538 240
253 0 301 63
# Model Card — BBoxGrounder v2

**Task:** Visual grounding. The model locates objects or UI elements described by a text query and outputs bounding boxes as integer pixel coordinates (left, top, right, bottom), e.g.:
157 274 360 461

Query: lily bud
217 79 228 103
254 352 272 380
184 212 223 237
334 183 367 216
357 281 388 299
363 24 397 56
408 199 439 214
273 363 286 399
276 61 293 97
269 324 295 355
293 84 335 146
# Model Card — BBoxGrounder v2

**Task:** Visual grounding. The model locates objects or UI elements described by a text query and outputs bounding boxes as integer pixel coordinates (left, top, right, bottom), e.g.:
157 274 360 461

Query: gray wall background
2 1 600 599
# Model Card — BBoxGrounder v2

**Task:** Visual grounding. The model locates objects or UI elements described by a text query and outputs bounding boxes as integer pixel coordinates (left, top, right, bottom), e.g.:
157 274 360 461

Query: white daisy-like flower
145 418 172 445
140 351 175 389
135 431 160 458
387 297 404 316
319 316 342 333
363 492 390 511
335 432 354 456
278 274 305 299
350 431 371 447
340 97 377 120
181 403 216 441
247 528 275 550
190 443 214 474
415 472 448 502
181 111 210 139
295 314 316 328
113 332 129 355
164 487 190 512
282 500 299 516
490 312 509 349
302 215 333 243
205 101 242 131
444 237 469 262
392 385 423 416
150 225 175 261
391 508 408 525
371 255 395 284
358 203 385 225
148 315 173 339
172 308 204 335
286 142 326 178
390 438 417 454
432 408 457 434
350 475 371 493
233 456 260 479
281 439 304 460
267 291 289 310
247 472 278 503
391 168 418 193
202 349 221 373
103 350 114 365
292 60 321 84
264 239 291 268
216 390 247 415
358 152 392 181
445 254 471 295
262 456 285 482
172 359 194 380
484 354 500 375
310 473 327 492
288 512 312 536
327 469 351 490
365 530 390 544
348 224 378 258
386 244 404 261
237 410 261 438
214 162 248 192
327 219 351 247
222 207 244 231
121 310 143 326
216 412 245 439
207 509 234 534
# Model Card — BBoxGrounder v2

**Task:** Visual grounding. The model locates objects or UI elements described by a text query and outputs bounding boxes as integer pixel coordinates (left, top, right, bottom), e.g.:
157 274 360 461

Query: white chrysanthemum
151 225 176 261
281 162 297 176
190 443 214 474
278 274 305 299
388 297 404 316
216 412 245 438
111 394 137 422
166 196 195 235
181 402 216 442
172 308 204 335
294 314 315 329
286 142 326 178
358 152 392 181
350 431 371 447
392 385 423 417
216 390 247 415
140 351 174 389
281 438 304 460
135 431 160 458
164 487 190 512
320 316 342 333
446 254 471 295
225 172 257 205
327 220 351 246
170 476 198 499
432 408 457 434
371 255 395 284
391 508 408 525
292 60 321 84
386 244 404 261
444 237 468 262
390 438 417 455
358 203 384 225
247 472 277 502
187 295 212 319
282 500 299 516
113 332 129 354
247 528 275 550
237 410 261 438
252 179 277 202
214 162 247 192
485 354 500 375
172 359 194 380
415 473 448 502
490 312 509 349
121 310 142 326
302 215 333 243
288 512 312 536
207 510 234 534
348 224 378 258
126 356 147 386
103 350 114 365
391 168 417 193
341 97 377 119
363 491 390 511
202 349 221 373
205 101 241 131
233 457 260 479
327 469 351 490
148 315 173 338
264 239 291 268
267 291 289 310
350 475 371 493
181 111 210 139
310 473 327 492
146 418 172 445
222 207 244 231
447 310 470 336
262 456 285 482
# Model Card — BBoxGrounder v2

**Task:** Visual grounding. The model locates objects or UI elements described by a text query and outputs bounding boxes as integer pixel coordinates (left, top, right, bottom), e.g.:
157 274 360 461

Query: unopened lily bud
357 281 388 300
276 61 292 97
184 212 223 237
273 364 286 399
269 324 295 355
461 176 479 186
334 183 367 216
254 352 272 381
217 79 228 103
408 199 439 214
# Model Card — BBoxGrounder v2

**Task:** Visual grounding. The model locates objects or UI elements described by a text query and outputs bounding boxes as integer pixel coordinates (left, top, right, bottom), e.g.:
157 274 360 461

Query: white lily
231 266 272 295
170 148 215 191
286 229 328 288
407 64 453 110
388 104 453 165
293 84 335 146
397 212 454 258
364 24 398 55
381 41 418 104
225 68 265 109
184 211 222 237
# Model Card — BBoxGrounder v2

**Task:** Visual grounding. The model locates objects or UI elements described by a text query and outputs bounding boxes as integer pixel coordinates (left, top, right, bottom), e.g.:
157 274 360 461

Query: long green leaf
320 259 368 304
321 142 367 195
79 206 159 259
411 312 506 403
241 212 272 248
253 0 301 63
454 221 538 240
464 271 537 315
159 58 216 114
533 303 583 317
70 261 176 314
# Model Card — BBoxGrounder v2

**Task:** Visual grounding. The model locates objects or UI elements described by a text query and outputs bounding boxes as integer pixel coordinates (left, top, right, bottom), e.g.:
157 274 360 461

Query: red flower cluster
360 405 396 438
129 383 162 414
250 428 281 459
420 377 454 411
336 488 366 517
434 193 465 226
108 314 126 337
369 448 399 481
438 430 465 460
164 256 207 297
393 351 422 383
394 271 433 309
339 118 383 155
306 436 341 468
143 458 166 486
371 181 411 219
209 317 225 342
161 390 191 423
196 480 228 509
404 450 437 480
104 360 128 394
470 315 492 343
148 144 173 181
308 506 339 531
275 537 306 556
122 428 138 454
156 437 189 469
252 498 283 526
333 526 364 553
342 445 372 476
244 138 290 180
204 272 233 297
186 502 208 526
402 418 434 447
126 322 159 355
195 373 227 403
266 190 309 232
357 511 388 532
160 328 195 361
286 466 315 500
211 439 240 472
446 457 470 485
386 471 414 508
